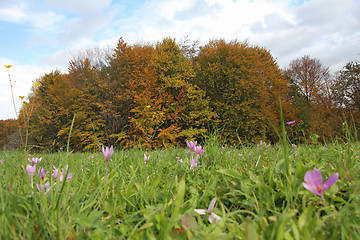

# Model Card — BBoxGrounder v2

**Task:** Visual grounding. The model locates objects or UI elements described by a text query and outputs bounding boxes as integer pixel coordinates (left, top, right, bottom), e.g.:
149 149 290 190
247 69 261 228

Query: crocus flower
303 168 339 207
26 164 36 188
59 165 73 182
26 164 36 176
0 159 4 164
189 155 199 169
194 145 205 155
144 154 150 164
186 141 197 152
28 157 41 165
194 198 222 223
286 121 296 125
53 165 73 182
38 167 46 179
102 145 114 179
37 181 50 192
102 145 114 162
53 166 59 179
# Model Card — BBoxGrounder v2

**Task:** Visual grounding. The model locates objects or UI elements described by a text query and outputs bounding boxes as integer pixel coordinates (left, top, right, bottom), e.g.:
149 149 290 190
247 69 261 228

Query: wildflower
102 145 114 162
37 181 50 192
186 141 197 152
4 65 12 68
303 168 339 207
144 154 150 164
194 198 221 223
189 155 199 169
26 164 36 176
53 166 59 179
194 145 204 155
26 164 36 188
53 166 73 182
286 121 296 125
102 145 114 179
0 159 3 164
59 165 73 182
28 157 41 165
38 167 46 179
90 155 94 160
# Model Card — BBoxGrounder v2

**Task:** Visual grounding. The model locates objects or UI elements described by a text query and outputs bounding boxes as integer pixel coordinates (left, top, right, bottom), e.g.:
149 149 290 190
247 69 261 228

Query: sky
0 0 359 120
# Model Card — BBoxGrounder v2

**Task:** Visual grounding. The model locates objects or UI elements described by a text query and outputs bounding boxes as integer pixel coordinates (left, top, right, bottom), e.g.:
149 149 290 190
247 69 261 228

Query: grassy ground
0 139 359 239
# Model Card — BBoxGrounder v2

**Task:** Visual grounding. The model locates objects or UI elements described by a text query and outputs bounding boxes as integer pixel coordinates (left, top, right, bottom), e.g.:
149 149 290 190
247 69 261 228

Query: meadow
0 135 359 239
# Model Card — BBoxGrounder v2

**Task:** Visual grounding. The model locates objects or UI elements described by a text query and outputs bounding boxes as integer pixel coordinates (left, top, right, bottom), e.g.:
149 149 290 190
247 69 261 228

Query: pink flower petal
323 173 339 191
312 168 323 186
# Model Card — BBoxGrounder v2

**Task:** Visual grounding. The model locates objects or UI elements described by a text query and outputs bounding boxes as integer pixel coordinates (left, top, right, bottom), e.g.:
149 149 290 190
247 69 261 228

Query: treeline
3 37 360 151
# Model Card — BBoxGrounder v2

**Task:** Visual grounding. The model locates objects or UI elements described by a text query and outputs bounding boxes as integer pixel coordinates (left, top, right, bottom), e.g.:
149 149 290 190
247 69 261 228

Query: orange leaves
195 39 291 144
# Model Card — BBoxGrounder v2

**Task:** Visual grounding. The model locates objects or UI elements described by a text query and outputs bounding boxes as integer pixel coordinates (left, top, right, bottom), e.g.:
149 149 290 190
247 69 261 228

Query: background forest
1 37 359 151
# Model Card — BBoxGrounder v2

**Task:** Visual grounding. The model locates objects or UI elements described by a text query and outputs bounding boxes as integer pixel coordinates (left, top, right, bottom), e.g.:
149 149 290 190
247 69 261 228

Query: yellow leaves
4 65 12 68
19 96 25 100
33 82 41 87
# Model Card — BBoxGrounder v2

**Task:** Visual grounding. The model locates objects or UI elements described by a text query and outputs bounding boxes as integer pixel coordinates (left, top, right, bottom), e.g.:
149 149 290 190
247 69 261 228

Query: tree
26 71 76 150
285 55 331 104
285 55 343 142
126 38 216 148
332 61 360 110
0 119 18 149
194 39 291 144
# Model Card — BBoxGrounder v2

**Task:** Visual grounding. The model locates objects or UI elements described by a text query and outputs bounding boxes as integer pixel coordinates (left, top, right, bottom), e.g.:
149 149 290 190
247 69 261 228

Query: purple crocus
0 159 4 164
102 145 114 162
37 181 51 193
189 155 199 169
194 145 205 155
53 165 73 182
303 168 339 207
186 141 197 152
28 157 41 165
38 167 46 179
59 165 73 182
26 164 36 176
194 198 221 223
53 166 59 179
144 154 150 164
102 145 114 179
286 121 296 125
26 164 36 188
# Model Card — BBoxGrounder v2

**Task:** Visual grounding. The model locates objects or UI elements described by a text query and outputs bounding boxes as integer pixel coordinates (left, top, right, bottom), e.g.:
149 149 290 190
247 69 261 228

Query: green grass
0 141 359 239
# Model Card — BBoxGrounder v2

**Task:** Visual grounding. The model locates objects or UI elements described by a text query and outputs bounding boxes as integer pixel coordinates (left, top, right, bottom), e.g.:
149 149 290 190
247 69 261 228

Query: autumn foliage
4 37 358 151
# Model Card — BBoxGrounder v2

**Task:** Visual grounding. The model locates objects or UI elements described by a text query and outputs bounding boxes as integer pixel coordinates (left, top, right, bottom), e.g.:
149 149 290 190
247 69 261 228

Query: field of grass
1 137 360 239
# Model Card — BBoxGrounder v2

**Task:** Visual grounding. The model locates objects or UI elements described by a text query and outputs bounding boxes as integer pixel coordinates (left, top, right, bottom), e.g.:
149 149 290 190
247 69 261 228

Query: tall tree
285 55 331 104
285 55 342 142
127 38 216 148
332 61 360 110
194 39 291 144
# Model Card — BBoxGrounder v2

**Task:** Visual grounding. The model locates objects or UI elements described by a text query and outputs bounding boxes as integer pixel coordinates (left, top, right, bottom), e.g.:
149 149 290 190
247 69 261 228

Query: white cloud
43 0 112 15
0 3 28 23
